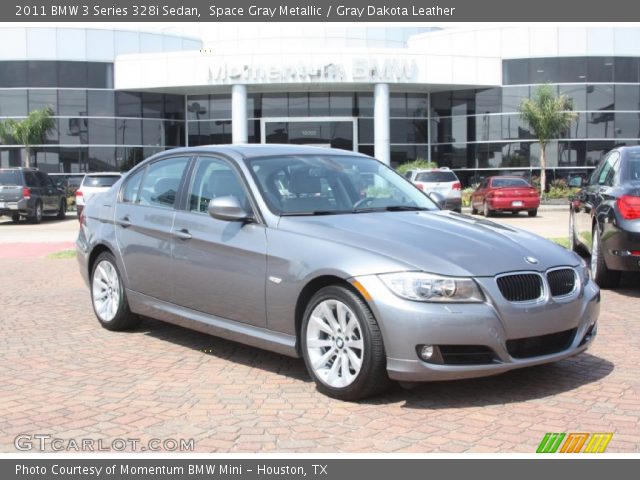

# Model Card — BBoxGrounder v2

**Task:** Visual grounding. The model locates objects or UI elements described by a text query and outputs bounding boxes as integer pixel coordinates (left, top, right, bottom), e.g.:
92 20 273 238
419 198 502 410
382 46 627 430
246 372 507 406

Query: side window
138 157 189 208
24 172 38 188
45 175 56 188
597 152 620 186
188 157 249 214
121 168 145 204
36 172 49 188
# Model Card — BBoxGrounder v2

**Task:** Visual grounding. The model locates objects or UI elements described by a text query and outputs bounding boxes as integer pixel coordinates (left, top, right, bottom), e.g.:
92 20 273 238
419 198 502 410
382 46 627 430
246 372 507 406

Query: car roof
488 175 528 180
84 172 122 176
153 144 370 160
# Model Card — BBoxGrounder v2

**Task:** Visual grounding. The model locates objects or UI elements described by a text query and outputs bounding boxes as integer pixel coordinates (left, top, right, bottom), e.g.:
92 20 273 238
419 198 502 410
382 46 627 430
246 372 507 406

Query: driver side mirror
208 196 252 222
428 192 446 209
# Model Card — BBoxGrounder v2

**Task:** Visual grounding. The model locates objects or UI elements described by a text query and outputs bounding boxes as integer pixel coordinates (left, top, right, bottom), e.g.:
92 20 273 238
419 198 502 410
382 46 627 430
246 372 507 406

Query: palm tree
519 85 577 195
0 107 56 168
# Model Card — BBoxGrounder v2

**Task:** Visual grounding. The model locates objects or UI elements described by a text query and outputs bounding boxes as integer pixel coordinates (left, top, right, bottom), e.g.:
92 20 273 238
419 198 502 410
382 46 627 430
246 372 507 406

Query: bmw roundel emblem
525 256 539 265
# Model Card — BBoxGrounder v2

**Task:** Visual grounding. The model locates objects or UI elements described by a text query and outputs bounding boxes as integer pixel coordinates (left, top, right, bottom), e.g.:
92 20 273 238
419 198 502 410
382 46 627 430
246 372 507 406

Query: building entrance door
261 117 357 152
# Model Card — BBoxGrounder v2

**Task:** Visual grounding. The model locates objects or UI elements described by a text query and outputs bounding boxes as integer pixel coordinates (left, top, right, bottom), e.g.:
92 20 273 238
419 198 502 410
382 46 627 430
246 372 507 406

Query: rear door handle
173 228 192 240
116 216 131 228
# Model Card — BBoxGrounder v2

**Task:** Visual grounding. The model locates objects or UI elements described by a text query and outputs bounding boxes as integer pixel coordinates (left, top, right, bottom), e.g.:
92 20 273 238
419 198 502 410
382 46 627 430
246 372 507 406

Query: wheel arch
294 275 370 356
87 244 115 279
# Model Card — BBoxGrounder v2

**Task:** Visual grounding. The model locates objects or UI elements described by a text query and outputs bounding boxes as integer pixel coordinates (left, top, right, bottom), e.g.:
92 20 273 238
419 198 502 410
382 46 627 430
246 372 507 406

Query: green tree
0 107 56 168
519 85 577 195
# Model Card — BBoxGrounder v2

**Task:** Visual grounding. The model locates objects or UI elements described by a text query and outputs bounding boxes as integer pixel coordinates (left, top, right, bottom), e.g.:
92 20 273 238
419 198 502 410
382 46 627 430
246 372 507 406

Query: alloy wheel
92 260 122 323
305 299 364 389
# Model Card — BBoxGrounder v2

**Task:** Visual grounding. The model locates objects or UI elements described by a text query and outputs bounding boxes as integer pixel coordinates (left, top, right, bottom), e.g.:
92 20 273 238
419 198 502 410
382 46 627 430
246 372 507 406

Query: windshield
83 175 120 188
246 154 438 215
0 170 22 186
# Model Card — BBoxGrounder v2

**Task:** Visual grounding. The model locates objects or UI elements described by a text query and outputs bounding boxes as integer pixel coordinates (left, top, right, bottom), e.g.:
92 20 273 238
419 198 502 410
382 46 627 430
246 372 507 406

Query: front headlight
378 272 484 303
580 258 590 285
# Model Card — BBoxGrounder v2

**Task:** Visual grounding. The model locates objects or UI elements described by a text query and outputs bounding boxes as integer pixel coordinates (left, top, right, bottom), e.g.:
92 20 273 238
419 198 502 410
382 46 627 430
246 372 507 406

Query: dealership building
1 25 640 184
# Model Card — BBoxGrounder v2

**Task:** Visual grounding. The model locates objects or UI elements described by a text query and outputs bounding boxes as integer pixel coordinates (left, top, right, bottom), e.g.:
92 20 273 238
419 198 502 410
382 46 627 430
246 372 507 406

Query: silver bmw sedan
77 145 600 400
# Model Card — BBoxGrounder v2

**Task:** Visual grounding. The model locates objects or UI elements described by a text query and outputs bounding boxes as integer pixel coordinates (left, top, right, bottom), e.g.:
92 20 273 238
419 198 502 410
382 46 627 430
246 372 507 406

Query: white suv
408 168 462 212
76 173 122 218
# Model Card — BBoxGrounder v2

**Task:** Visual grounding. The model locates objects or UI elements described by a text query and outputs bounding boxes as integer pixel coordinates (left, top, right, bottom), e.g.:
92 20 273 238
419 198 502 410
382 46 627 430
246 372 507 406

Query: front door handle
116 216 131 228
173 228 192 240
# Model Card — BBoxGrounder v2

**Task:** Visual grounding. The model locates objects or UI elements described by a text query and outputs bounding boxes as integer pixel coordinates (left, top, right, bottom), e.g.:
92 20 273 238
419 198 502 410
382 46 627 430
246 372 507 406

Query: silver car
77 145 600 400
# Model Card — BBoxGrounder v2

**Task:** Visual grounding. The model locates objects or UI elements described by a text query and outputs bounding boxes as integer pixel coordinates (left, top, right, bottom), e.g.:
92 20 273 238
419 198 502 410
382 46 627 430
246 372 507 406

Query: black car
570 146 640 287
0 168 67 223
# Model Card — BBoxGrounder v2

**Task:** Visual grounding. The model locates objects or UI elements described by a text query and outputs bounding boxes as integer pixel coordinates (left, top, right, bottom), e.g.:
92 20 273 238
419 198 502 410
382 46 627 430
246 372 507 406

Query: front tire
471 204 478 215
90 252 140 331
301 285 390 401
56 199 66 220
590 226 620 289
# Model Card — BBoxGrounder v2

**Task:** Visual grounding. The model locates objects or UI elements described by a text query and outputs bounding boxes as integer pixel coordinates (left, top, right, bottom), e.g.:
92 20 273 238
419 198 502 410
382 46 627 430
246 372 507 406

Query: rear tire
90 251 140 331
471 205 478 215
29 201 42 224
483 201 493 217
56 199 66 220
11 213 20 223
590 226 621 289
301 285 390 401
528 208 538 217
511 211 519 215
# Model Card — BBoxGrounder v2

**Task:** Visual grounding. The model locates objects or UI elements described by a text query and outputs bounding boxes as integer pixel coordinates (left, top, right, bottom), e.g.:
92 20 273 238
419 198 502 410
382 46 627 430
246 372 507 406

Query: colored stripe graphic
536 433 566 453
560 433 589 453
583 433 614 453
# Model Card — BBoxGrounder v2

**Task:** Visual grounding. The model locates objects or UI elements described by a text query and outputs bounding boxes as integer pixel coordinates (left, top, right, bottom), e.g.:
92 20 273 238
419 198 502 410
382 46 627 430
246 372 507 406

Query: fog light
419 345 435 361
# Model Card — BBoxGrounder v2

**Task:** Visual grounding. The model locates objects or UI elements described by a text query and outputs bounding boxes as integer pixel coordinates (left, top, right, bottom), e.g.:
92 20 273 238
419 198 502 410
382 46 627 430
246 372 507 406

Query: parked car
49 173 85 210
0 168 67 223
77 145 599 400
471 176 540 217
75 173 123 218
569 146 640 288
410 168 462 212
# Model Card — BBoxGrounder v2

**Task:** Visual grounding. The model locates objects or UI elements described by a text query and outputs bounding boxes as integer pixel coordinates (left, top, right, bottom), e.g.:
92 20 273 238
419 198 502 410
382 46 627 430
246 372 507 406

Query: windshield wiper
279 210 349 216
352 205 430 213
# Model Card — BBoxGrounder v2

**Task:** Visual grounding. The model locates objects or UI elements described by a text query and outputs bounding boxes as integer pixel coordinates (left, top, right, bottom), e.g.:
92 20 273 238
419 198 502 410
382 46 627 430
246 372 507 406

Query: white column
231 84 248 144
374 83 390 165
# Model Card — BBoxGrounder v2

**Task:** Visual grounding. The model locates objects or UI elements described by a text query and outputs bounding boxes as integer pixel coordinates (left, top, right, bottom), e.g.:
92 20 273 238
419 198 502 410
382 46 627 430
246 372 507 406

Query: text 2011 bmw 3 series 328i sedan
77 145 600 400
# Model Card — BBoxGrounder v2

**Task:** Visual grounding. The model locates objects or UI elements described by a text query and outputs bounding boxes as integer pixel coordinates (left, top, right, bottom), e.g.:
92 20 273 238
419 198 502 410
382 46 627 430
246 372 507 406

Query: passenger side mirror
428 191 446 209
208 196 252 222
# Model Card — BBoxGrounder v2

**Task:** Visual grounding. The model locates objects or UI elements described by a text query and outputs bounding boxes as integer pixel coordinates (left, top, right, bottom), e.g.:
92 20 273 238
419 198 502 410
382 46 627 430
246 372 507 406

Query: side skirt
127 290 299 358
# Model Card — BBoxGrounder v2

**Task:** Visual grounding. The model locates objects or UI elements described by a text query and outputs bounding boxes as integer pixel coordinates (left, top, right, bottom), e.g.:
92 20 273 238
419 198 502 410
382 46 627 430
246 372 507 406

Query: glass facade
425 57 640 184
2 56 640 183
186 92 429 166
0 61 185 173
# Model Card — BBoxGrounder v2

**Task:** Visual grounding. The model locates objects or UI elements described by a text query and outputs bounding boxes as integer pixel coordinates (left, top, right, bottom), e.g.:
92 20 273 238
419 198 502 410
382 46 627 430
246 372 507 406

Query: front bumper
353 273 600 382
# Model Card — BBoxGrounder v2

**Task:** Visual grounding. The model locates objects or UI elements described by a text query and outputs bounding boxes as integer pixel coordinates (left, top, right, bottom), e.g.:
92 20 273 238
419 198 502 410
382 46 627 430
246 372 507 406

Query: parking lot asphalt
0 207 638 453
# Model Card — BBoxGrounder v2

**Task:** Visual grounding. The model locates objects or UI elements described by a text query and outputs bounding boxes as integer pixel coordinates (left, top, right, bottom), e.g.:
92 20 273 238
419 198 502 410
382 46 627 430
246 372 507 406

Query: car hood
277 210 578 277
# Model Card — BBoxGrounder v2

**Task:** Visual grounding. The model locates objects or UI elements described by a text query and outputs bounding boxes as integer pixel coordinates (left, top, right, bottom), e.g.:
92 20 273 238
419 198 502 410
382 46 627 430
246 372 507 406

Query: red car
471 176 540 217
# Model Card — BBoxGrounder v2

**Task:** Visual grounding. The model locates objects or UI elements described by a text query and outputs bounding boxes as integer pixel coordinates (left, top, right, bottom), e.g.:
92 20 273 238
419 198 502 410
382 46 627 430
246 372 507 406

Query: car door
575 152 620 251
471 179 488 209
114 156 191 300
170 155 267 327
35 171 56 211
